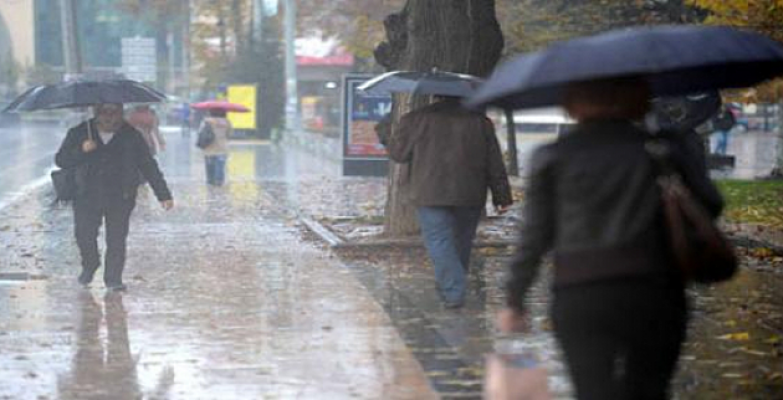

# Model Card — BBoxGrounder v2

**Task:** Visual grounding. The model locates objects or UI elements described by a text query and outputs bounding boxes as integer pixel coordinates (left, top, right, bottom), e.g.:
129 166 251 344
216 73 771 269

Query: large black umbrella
2 79 166 113
466 25 783 110
358 70 483 97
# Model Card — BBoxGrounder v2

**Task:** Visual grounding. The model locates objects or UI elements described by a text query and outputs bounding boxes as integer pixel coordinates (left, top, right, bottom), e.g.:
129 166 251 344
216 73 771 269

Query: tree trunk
231 0 245 54
375 0 504 236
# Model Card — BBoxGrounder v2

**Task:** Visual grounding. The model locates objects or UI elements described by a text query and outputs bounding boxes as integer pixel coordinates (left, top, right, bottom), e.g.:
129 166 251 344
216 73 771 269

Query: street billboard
227 85 257 130
342 75 391 159
121 37 156 84
341 74 392 176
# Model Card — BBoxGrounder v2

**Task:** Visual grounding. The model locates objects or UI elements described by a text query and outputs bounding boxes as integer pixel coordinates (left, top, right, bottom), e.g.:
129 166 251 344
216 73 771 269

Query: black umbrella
358 70 483 98
2 79 166 113
466 25 783 110
651 91 722 132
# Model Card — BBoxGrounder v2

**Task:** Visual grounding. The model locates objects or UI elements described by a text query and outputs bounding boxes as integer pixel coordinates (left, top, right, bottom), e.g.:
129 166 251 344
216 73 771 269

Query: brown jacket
388 100 512 207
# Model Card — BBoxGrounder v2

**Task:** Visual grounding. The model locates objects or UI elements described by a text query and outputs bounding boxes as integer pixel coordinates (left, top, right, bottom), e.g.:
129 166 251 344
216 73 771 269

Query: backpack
196 121 215 149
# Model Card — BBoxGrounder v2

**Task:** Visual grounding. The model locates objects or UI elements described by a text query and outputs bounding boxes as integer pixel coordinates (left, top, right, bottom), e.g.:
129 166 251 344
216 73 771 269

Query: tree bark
231 0 245 54
376 0 504 236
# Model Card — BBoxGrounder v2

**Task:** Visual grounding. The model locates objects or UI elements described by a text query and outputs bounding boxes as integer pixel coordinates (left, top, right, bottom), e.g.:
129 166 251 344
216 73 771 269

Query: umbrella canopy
651 91 722 132
2 79 166 112
191 100 250 113
466 25 783 110
358 70 484 98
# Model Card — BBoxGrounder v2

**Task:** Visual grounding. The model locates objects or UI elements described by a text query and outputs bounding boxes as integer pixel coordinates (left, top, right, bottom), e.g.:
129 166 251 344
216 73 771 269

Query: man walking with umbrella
55 103 174 291
387 96 513 309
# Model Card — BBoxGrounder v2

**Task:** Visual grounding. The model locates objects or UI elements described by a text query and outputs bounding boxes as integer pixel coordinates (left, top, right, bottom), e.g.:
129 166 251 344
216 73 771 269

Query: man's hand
81 139 97 153
494 204 512 215
160 200 174 211
496 307 530 333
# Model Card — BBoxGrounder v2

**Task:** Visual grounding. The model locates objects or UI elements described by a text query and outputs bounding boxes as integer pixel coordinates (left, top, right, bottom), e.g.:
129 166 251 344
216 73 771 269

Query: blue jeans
417 206 483 304
713 130 728 155
205 155 227 186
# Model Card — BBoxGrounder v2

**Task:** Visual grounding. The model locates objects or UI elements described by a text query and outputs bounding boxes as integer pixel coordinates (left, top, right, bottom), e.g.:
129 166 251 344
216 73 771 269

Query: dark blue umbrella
358 70 483 98
466 25 783 110
2 79 167 112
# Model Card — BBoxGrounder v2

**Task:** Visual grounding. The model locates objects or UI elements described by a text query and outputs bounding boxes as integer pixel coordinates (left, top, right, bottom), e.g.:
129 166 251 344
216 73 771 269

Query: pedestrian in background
388 96 513 309
497 78 724 400
55 103 174 291
181 103 191 137
711 105 736 155
127 105 165 157
199 109 232 186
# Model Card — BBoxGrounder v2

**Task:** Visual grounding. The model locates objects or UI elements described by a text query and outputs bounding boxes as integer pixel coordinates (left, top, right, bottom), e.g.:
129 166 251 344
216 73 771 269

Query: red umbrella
191 100 250 113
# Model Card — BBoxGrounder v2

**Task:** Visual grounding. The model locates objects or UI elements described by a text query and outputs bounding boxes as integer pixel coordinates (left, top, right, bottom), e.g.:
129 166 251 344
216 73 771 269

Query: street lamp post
284 0 300 132
58 0 82 79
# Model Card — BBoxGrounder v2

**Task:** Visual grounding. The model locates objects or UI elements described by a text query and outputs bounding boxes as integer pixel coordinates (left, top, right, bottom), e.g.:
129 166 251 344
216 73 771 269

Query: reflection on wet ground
0 133 437 399
1 130 781 399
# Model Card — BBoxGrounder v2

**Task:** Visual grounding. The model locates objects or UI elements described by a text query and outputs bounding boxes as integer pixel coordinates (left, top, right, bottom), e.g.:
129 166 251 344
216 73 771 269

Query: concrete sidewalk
0 135 438 399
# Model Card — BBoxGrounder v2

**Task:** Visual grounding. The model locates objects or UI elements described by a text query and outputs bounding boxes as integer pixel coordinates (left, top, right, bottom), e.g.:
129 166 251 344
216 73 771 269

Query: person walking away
55 103 174 291
127 105 166 157
497 78 724 400
199 109 232 186
711 105 736 155
388 96 513 309
181 103 191 137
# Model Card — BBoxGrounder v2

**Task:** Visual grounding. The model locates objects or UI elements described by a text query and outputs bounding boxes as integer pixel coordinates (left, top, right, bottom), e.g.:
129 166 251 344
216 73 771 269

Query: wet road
2 127 782 399
0 122 64 210
0 129 437 399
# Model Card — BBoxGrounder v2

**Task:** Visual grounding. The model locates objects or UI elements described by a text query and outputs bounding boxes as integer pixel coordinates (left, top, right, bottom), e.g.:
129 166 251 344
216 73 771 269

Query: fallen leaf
718 332 751 341
764 336 781 345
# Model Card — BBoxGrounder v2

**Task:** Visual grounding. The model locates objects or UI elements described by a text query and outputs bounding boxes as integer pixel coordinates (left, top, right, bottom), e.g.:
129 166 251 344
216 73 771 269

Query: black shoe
77 271 94 287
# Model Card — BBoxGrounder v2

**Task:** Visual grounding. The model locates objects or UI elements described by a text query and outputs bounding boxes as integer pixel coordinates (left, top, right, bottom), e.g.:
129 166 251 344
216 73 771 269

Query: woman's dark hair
209 109 227 118
564 77 651 121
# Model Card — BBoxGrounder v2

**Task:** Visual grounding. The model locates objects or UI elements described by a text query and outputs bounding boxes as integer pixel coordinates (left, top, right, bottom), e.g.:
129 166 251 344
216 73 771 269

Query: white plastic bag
484 340 552 400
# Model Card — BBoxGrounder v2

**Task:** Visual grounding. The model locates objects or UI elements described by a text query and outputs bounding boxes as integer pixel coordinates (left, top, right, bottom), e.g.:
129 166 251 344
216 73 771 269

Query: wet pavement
0 127 782 399
0 130 436 399
0 122 64 210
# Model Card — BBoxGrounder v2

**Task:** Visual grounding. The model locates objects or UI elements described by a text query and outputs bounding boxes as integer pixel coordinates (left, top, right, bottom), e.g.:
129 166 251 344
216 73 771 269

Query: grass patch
716 180 783 228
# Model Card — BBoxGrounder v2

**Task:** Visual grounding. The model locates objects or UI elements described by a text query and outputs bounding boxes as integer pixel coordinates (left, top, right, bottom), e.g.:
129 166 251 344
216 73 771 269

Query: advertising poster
342 75 392 159
227 85 257 130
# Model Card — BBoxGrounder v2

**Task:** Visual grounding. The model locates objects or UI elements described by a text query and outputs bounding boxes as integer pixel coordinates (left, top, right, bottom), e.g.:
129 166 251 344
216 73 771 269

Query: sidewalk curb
302 215 783 256
300 217 516 250
730 235 783 256
300 217 344 247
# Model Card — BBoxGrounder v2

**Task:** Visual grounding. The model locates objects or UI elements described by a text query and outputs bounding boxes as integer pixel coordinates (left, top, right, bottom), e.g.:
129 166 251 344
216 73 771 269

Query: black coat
55 119 172 202
506 120 724 311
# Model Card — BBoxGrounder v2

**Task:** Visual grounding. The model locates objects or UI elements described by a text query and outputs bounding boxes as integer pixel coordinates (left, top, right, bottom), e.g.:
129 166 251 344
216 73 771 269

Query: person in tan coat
199 109 232 186
388 96 513 308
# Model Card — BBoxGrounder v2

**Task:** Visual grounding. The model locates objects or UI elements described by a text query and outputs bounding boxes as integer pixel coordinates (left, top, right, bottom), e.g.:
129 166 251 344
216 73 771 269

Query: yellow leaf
718 332 751 341
764 335 781 345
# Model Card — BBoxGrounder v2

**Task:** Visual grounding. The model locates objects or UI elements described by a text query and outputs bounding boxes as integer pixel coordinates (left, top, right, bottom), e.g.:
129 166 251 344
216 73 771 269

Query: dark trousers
552 278 688 400
73 196 136 286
